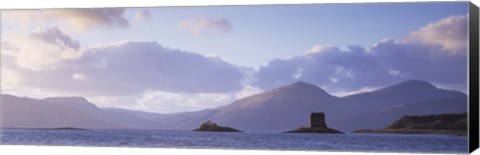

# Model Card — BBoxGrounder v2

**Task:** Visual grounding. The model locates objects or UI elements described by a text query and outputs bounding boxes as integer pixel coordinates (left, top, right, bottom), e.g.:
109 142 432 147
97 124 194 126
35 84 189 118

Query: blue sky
67 2 469 68
0 2 470 113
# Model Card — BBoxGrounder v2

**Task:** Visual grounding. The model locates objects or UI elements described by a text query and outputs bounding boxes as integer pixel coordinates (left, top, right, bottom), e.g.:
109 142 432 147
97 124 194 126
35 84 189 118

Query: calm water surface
0 129 468 153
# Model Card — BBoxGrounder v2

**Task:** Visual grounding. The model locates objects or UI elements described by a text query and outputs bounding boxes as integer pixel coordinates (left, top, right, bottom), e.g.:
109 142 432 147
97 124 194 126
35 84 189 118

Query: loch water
0 129 468 153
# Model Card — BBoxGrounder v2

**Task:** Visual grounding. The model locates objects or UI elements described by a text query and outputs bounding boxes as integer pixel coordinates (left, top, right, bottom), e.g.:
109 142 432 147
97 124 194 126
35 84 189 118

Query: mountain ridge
1 80 467 133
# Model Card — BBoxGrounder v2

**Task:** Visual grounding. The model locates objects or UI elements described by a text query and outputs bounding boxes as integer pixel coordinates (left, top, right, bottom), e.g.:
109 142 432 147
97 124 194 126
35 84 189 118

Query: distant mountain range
1 80 467 132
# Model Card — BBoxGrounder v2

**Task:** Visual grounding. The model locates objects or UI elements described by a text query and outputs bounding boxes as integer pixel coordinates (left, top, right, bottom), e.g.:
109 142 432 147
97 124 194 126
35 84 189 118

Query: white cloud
72 73 88 80
134 10 151 22
254 15 468 94
130 84 263 113
329 77 339 83
85 84 264 113
293 67 304 79
1 26 94 71
389 69 400 76
134 90 234 113
335 66 354 79
234 85 263 99
0 65 22 89
2 8 129 32
1 14 469 113
309 44 338 54
0 87 77 100
330 86 381 97
1 26 246 95
406 15 468 54
179 16 232 36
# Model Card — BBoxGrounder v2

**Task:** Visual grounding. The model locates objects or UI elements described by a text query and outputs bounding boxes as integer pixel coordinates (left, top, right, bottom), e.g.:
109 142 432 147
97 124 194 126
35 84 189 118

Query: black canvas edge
469 1 479 153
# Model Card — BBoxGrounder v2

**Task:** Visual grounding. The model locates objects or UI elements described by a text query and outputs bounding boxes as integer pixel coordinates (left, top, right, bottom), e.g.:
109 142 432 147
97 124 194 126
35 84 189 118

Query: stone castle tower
310 112 326 128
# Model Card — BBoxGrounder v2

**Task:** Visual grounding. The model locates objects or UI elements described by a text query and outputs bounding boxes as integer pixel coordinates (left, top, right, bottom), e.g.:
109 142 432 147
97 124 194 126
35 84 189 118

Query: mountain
42 97 99 112
337 80 466 115
1 93 218 130
336 97 467 132
385 112 467 131
0 80 468 133
207 81 340 132
102 107 220 130
204 80 466 132
100 81 342 132
102 107 169 121
353 113 467 136
1 94 154 129
1 94 122 129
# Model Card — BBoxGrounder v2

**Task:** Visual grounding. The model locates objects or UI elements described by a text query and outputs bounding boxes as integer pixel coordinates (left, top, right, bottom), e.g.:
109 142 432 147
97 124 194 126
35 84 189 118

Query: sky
0 2 470 113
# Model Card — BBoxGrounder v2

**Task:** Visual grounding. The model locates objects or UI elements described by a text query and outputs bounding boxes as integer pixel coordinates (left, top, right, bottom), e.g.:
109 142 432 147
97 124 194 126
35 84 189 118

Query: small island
193 120 242 132
44 127 86 130
55 127 85 130
285 112 343 134
353 113 467 136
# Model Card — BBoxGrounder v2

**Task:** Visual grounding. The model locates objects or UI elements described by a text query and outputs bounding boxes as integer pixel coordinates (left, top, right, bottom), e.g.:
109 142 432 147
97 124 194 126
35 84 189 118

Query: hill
353 113 467 136
1 80 468 133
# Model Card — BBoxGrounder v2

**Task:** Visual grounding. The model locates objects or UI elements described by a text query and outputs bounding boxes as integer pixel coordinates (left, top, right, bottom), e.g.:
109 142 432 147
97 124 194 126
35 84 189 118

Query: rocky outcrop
285 112 343 134
285 127 343 134
193 120 241 132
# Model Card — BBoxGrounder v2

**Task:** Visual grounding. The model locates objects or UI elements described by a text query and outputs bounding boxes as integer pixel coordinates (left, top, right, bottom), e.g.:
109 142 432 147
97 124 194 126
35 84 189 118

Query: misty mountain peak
267 81 335 99
398 80 436 88
43 96 89 103
42 96 98 109
290 81 318 88
282 81 321 90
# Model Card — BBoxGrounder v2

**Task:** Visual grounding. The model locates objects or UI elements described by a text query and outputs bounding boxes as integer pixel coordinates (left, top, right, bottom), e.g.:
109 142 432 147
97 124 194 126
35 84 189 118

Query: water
0 129 468 153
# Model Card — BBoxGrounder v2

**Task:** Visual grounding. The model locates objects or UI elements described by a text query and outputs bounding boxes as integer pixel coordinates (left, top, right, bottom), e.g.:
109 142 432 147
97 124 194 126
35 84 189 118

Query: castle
310 112 327 128
285 112 342 133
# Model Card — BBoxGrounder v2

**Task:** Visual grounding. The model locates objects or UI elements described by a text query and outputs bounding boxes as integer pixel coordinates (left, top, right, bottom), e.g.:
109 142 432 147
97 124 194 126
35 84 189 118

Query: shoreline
1 128 467 136
352 129 467 136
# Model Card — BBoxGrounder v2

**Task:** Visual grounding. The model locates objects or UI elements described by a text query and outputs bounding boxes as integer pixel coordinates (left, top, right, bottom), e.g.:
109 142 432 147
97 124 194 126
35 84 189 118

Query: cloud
72 73 88 81
0 65 22 89
254 45 389 92
134 10 152 22
309 44 338 54
128 83 262 113
88 84 263 113
234 85 263 99
406 15 468 54
1 26 98 71
330 86 380 97
2 26 246 95
85 40 245 94
256 41 467 94
1 14 469 113
84 82 263 113
133 90 234 113
2 8 129 31
179 16 232 36
254 15 468 94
